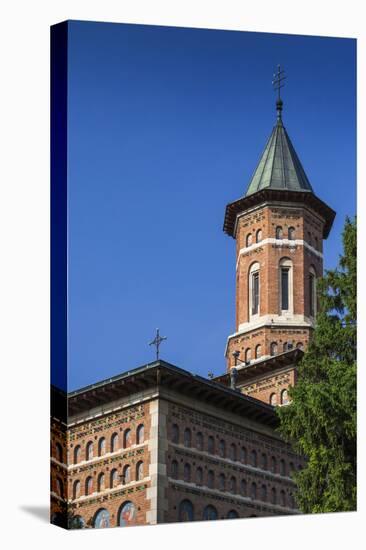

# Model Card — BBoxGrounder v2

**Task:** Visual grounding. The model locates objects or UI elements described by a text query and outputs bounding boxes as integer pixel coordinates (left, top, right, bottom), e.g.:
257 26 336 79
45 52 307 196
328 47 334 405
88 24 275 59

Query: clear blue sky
66 20 356 391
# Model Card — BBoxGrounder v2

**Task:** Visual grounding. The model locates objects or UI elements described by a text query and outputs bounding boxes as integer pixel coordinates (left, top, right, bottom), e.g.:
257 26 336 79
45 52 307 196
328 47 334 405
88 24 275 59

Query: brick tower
221 89 335 404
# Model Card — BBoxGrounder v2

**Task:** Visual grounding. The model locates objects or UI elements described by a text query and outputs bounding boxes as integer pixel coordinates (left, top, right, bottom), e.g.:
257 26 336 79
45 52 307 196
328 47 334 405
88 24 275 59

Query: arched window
276 226 283 239
251 449 257 467
251 482 257 500
256 229 262 243
172 424 179 444
69 515 85 529
280 490 286 507
196 467 203 485
171 460 178 479
261 453 268 470
203 505 218 521
271 487 277 505
261 484 267 501
73 480 80 499
179 499 194 522
255 344 262 359
271 456 277 473
111 433 119 452
110 468 118 488
249 262 260 317
241 446 247 463
227 510 239 519
219 439 226 458
289 461 295 474
136 424 145 445
241 479 247 496
98 437 106 457
229 476 237 493
207 470 215 489
85 476 93 496
196 431 203 450
123 429 131 449
245 348 252 363
97 473 105 492
122 464 131 484
246 233 253 247
219 473 226 491
309 266 317 317
270 393 277 406
118 501 136 527
55 443 63 463
270 342 278 356
94 508 110 529
56 477 64 498
288 227 295 240
73 445 81 464
230 443 237 461
184 463 191 482
281 389 289 405
289 493 296 509
283 341 289 352
184 428 192 448
296 342 304 350
208 435 215 454
279 257 293 313
136 460 144 481
280 459 286 476
86 441 93 461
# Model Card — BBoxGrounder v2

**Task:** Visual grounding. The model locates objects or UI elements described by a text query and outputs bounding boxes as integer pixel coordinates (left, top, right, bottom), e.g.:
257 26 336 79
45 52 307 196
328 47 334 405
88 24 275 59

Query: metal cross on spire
149 328 167 361
272 64 286 120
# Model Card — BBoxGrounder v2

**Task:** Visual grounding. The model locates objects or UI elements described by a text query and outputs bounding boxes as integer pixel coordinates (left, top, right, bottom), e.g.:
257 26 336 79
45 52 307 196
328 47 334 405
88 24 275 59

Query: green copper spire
245 67 314 197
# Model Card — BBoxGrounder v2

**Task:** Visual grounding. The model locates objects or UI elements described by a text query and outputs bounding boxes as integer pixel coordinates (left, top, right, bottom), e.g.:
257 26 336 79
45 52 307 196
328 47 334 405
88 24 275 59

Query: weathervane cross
272 64 286 100
149 328 167 360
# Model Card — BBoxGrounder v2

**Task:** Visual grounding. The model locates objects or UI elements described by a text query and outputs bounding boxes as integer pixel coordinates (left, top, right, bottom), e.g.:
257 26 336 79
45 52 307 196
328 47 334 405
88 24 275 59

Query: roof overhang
223 188 335 239
214 348 303 387
59 360 279 428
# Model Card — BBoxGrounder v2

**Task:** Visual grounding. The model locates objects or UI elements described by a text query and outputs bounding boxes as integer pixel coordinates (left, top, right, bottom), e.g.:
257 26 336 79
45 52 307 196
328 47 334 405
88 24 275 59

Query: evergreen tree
277 217 356 513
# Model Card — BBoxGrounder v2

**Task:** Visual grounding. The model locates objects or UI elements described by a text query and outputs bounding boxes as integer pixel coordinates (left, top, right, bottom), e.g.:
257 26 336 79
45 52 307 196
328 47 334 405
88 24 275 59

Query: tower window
270 393 277 406
279 258 293 313
276 226 283 239
255 344 261 359
252 272 259 314
288 227 295 240
270 342 278 356
256 229 262 243
245 348 251 363
246 233 253 247
281 267 289 310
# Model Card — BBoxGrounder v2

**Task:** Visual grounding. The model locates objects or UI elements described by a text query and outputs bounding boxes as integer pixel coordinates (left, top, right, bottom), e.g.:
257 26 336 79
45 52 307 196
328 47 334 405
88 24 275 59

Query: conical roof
245 112 313 196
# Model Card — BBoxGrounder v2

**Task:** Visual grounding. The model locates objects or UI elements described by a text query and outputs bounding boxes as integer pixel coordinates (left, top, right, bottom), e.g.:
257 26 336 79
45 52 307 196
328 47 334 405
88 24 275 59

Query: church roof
245 113 313 196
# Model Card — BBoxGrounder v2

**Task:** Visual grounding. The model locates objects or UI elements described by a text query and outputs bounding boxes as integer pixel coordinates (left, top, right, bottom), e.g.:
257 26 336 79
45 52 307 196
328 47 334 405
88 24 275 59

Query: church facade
51 96 335 529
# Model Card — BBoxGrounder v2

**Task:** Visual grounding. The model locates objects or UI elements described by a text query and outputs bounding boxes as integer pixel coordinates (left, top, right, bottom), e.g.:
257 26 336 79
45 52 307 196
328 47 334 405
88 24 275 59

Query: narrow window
245 348 251 363
86 441 93 461
136 461 144 481
251 482 257 500
271 487 277 505
97 473 105 492
281 389 289 405
85 476 93 496
270 393 277 406
281 267 289 310
229 476 237 493
251 449 257 467
256 229 262 243
196 467 203 485
184 428 192 448
219 473 226 491
55 443 63 463
241 479 247 496
73 445 81 464
271 456 277 473
280 490 287 507
270 342 278 356
280 459 286 476
122 465 131 484
255 344 261 359
261 453 268 470
208 435 215 454
241 446 247 463
172 424 179 444
111 433 119 452
246 233 253 247
252 271 259 315
73 480 80 499
207 470 215 489
171 460 178 479
136 424 144 444
230 443 237 461
219 439 226 458
98 437 106 456
276 226 283 239
261 485 267 501
110 469 118 488
196 432 203 450
123 429 131 449
184 463 191 482
288 227 295 240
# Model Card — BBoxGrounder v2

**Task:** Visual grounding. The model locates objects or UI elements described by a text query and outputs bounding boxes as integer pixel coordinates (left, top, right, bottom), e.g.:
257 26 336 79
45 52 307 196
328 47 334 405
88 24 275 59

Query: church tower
222 70 335 404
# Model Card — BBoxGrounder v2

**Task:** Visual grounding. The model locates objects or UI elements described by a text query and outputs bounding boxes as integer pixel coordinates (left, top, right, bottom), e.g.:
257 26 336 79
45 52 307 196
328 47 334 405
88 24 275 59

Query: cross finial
149 328 167 361
272 64 286 120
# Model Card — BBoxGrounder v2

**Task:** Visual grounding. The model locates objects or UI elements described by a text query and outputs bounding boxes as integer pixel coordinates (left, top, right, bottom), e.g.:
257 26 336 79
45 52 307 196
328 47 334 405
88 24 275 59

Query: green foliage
277 217 357 513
